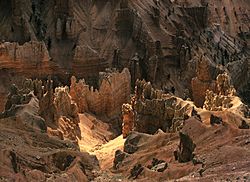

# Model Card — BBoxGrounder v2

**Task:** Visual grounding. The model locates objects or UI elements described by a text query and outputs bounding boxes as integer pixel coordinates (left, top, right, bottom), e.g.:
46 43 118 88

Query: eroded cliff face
122 78 249 137
0 41 59 76
191 54 222 107
110 78 250 181
0 2 204 90
0 84 99 181
0 0 250 181
0 0 249 109
70 68 131 118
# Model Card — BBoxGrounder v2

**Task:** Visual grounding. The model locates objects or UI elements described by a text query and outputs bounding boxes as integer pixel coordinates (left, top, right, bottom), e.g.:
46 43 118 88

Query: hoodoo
0 0 249 181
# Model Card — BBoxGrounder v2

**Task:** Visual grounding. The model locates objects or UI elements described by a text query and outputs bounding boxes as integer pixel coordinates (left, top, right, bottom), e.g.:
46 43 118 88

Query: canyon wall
0 0 208 97
132 80 195 134
0 0 249 108
0 41 59 77
191 55 222 107
190 23 249 106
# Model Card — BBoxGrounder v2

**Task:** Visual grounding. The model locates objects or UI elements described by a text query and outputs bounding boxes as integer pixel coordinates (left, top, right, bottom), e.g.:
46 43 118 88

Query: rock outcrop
122 103 135 138
174 132 196 163
70 68 131 118
0 85 46 132
147 158 168 172
0 0 249 109
191 55 222 107
1 78 81 143
210 114 223 126
111 117 250 181
113 149 129 170
203 72 249 117
0 110 99 181
52 86 80 143
134 80 194 134
40 84 80 143
0 41 59 77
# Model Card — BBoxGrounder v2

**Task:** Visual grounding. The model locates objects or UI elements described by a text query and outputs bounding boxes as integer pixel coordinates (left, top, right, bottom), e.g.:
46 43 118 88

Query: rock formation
70 68 131 118
191 54 221 107
124 132 144 155
147 158 168 172
133 80 194 134
52 86 80 143
113 149 129 170
0 0 249 181
1 77 81 143
210 114 223 126
0 41 59 77
0 107 98 182
129 164 144 180
0 79 100 181
110 116 250 181
0 85 46 132
0 0 249 106
40 84 81 143
122 103 135 138
174 132 196 163
203 72 249 117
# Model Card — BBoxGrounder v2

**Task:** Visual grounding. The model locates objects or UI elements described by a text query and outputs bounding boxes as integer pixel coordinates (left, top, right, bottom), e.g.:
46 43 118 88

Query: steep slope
106 117 250 181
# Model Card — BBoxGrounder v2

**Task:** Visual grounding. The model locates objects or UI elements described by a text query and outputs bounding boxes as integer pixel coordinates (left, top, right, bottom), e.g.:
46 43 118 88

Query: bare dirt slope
77 112 125 170
101 118 250 181
74 99 250 181
0 99 99 182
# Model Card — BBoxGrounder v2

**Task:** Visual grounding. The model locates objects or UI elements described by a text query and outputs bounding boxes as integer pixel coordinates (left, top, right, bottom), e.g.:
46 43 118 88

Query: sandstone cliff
70 68 131 118
0 41 59 77
0 0 249 107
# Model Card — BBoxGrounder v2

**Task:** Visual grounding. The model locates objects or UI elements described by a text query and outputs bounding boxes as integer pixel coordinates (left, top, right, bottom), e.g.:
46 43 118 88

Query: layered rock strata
191 54 222 107
203 72 249 117
70 68 131 118
0 41 59 77
133 80 195 134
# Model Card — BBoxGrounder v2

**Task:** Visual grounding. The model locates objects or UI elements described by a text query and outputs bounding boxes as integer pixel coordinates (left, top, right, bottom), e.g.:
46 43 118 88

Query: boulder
174 132 196 163
210 114 223 126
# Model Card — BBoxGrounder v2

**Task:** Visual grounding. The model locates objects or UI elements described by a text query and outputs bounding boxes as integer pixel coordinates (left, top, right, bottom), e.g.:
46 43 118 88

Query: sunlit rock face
37 80 81 143
0 41 58 77
52 86 80 143
132 80 195 134
191 55 221 107
70 68 131 118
